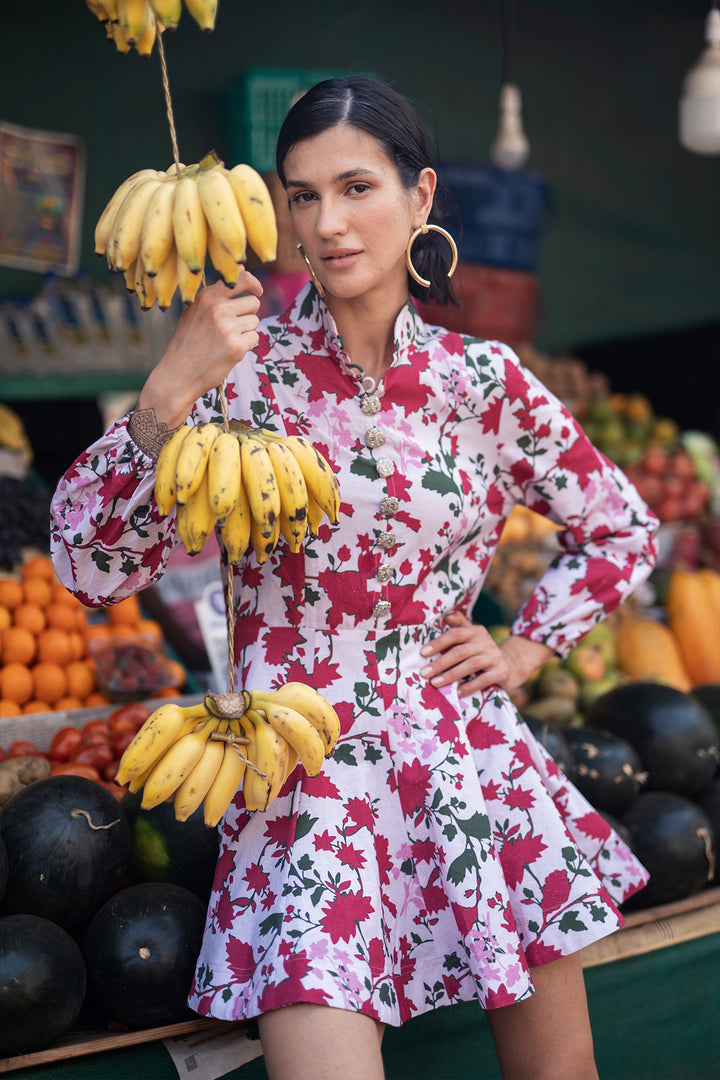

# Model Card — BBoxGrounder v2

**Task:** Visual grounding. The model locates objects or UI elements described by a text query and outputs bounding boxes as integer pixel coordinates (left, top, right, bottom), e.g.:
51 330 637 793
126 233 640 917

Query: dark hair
276 76 457 306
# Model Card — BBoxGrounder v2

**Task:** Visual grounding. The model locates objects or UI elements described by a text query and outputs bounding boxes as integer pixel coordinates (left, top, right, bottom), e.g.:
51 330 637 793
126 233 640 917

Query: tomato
0 746 5 761
103 760 121 783
111 729 137 760
71 742 114 772
50 761 102 782
82 719 112 742
6 740 45 759
49 726 83 763
80 729 113 748
101 780 129 804
107 703 151 736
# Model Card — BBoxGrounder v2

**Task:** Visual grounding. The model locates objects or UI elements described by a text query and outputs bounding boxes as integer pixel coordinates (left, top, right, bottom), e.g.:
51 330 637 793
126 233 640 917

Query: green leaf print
558 910 587 934
259 911 283 937
294 811 319 840
350 457 381 481
459 812 491 842
332 743 358 767
91 550 111 573
447 850 473 885
421 469 460 497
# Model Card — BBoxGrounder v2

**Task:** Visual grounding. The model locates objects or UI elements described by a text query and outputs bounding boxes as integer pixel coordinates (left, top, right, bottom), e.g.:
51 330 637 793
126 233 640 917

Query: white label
162 1024 262 1080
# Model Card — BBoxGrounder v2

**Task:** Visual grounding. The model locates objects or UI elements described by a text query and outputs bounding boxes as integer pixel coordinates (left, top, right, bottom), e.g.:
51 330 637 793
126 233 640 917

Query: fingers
420 618 510 697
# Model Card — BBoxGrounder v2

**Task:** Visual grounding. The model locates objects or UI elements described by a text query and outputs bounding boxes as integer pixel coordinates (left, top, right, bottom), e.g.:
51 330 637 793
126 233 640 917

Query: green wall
0 0 717 352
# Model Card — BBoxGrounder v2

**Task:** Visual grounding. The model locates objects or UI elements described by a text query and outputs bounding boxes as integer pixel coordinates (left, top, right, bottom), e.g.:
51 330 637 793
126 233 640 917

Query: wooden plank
582 897 720 968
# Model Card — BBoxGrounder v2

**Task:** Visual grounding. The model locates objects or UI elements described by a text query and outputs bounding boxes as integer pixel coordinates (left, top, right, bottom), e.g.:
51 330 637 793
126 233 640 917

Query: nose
315 196 347 239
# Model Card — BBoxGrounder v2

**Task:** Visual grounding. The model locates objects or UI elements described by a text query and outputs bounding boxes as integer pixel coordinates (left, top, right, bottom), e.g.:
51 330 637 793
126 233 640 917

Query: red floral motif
321 889 374 943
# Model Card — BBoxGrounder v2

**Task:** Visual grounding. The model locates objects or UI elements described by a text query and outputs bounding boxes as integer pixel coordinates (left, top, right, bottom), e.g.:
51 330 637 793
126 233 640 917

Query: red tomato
82 719 112 742
107 703 151 736
49 726 83 763
50 761 102 782
103 760 120 783
71 742 114 772
101 780 129 804
0 746 5 762
80 729 113 748
111 729 137 760
7 740 45 759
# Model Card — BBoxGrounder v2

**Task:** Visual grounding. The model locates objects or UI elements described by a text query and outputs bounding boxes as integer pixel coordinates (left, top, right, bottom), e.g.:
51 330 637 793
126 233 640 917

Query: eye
347 182 370 196
290 190 316 205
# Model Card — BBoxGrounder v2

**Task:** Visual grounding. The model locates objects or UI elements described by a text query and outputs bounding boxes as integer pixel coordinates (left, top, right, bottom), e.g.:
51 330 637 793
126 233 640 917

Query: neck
325 284 410 383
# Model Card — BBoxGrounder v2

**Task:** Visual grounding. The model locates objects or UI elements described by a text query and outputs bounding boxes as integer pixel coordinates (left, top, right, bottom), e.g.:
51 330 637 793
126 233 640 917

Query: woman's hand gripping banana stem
420 610 553 699
136 274 264 432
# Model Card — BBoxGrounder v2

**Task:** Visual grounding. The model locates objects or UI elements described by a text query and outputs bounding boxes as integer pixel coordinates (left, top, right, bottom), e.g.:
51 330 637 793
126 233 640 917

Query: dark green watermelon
83 882 206 1028
692 684 720 731
0 913 86 1056
123 793 220 902
585 681 720 796
620 791 715 908
694 775 720 882
564 726 645 815
522 714 577 781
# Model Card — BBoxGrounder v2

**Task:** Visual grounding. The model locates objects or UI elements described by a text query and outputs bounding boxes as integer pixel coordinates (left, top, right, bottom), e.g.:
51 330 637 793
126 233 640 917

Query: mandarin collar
291 282 424 366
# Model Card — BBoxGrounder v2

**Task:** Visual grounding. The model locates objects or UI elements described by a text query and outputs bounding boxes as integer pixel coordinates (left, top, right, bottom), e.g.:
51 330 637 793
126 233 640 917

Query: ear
414 167 437 222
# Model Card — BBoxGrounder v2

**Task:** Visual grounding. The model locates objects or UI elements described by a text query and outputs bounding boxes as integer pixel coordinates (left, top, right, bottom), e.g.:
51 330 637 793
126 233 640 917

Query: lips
321 249 361 265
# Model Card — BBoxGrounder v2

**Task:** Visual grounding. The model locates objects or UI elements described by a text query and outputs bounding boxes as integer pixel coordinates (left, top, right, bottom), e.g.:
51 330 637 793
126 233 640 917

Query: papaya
665 568 720 686
615 615 693 693
697 567 720 624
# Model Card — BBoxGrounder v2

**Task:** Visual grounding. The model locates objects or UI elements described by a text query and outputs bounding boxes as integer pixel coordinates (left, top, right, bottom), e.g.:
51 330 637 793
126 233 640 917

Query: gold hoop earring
405 224 458 289
297 244 326 299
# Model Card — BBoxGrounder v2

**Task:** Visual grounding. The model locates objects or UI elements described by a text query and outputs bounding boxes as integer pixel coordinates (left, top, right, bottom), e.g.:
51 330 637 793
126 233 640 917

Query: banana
207 228 240 286
283 744 300 784
258 700 326 778
172 176 208 273
270 682 341 754
173 724 227 821
264 439 308 543
154 423 191 514
117 0 150 41
243 709 289 812
95 168 160 256
176 468 216 555
207 429 241 525
135 252 158 310
283 435 340 525
115 701 208 784
86 0 113 23
183 0 217 31
224 164 278 264
279 510 307 554
250 515 279 564
202 730 249 827
141 715 219 810
134 6 157 52
123 258 137 292
153 243 179 310
197 167 247 263
149 0 181 28
240 437 281 538
108 176 165 273
111 18 132 51
177 250 204 305
140 177 177 275
175 421 220 504
306 494 326 537
127 759 156 794
219 476 252 564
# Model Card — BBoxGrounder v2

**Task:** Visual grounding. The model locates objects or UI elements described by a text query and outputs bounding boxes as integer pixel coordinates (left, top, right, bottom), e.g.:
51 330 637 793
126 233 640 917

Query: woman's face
283 124 435 303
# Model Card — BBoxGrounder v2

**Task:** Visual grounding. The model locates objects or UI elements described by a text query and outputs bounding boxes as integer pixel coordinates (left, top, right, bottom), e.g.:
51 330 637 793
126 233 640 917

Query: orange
84 690 111 707
32 662 67 705
165 659 186 687
135 618 163 639
0 605 11 633
50 582 83 607
13 603 46 636
22 577 53 609
22 699 53 715
0 578 23 611
67 630 86 661
53 695 84 711
1 626 37 665
64 659 96 701
0 662 34 705
44 602 78 633
20 555 55 581
0 699 21 717
84 623 111 642
73 607 89 632
35 627 73 666
107 595 141 627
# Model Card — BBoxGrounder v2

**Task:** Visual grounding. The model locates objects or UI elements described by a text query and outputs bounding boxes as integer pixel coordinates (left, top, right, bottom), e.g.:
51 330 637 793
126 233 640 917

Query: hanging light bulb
490 83 530 170
679 4 720 155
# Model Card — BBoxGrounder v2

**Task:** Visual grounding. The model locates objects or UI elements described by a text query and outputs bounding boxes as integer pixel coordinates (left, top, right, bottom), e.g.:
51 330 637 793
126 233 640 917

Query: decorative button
380 496 399 519
377 564 395 583
362 395 382 416
365 426 385 449
376 458 395 478
372 600 392 619
377 531 397 550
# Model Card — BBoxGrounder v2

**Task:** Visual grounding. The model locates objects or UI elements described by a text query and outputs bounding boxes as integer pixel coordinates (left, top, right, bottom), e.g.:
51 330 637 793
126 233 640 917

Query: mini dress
50 283 658 1026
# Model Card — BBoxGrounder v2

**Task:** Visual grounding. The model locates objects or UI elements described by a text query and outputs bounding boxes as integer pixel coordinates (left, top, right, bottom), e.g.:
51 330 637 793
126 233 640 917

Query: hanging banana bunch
86 0 218 55
154 421 341 562
94 153 278 309
115 684 341 823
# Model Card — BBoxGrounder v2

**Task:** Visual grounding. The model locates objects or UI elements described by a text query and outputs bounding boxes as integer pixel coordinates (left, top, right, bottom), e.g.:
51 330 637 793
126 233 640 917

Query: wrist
128 406 184 461
499 634 554 689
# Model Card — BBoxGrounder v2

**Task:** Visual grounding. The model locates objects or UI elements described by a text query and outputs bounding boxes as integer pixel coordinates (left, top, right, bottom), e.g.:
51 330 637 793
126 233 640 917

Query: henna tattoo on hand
128 407 181 461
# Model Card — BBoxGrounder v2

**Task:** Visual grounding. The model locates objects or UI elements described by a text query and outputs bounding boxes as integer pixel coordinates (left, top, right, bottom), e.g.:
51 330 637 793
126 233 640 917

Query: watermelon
522 714 577 781
123 793 220 902
563 726 645 815
694 775 720 882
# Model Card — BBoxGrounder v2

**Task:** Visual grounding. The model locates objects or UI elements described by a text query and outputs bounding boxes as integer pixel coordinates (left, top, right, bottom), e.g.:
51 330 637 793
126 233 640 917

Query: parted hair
276 76 457 306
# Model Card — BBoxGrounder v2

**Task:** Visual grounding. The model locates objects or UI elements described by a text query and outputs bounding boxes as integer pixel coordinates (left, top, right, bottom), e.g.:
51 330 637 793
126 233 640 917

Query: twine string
155 28 182 178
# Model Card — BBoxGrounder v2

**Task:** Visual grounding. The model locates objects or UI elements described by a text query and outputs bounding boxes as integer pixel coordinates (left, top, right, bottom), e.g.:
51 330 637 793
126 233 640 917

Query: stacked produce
156 421 341 562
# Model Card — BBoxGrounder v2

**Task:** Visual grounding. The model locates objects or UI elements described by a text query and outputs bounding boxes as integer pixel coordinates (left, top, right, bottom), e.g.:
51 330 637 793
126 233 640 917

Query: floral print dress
51 283 658 1026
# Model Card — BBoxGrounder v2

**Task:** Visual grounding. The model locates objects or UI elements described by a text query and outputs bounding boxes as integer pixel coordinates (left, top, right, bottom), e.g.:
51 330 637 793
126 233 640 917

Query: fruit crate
225 67 371 173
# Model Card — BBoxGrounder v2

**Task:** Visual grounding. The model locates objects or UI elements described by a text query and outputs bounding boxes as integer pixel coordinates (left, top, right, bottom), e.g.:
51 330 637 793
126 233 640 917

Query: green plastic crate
226 67 372 173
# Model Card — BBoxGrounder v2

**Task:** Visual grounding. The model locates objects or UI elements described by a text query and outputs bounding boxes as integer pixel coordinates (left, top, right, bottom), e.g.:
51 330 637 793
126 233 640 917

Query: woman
51 77 658 1079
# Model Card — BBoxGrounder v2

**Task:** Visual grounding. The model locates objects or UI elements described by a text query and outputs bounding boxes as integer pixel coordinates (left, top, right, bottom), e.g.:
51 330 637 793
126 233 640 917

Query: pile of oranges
0 555 183 718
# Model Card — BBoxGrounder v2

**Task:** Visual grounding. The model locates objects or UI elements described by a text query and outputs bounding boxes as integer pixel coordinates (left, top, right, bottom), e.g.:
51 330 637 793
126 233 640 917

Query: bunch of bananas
87 0 218 55
155 421 341 563
0 404 33 468
94 154 277 310
116 683 341 822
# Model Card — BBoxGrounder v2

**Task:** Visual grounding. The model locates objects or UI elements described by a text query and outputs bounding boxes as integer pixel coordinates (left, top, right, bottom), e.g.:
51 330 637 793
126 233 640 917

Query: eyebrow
285 168 379 189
